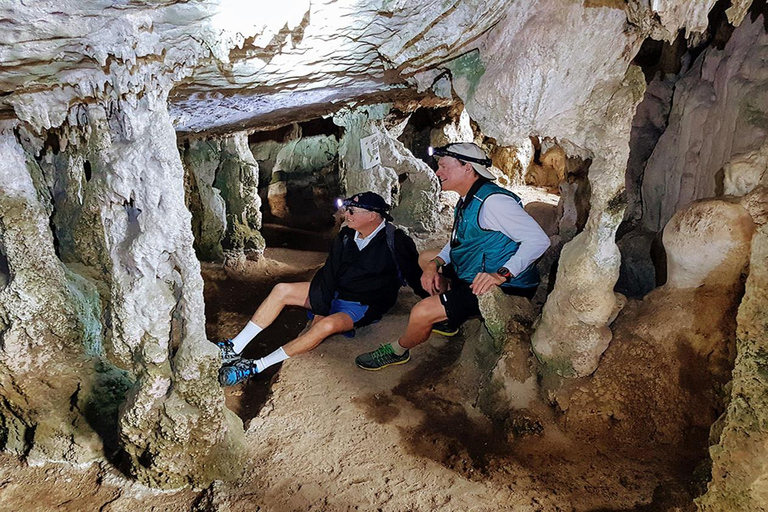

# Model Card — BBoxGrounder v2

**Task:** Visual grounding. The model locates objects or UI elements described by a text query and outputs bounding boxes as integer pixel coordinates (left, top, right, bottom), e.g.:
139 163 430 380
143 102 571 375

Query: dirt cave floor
0 236 703 512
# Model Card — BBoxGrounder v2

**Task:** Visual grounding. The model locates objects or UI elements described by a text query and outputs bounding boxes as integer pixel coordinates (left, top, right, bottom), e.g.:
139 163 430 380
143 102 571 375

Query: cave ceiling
0 0 756 140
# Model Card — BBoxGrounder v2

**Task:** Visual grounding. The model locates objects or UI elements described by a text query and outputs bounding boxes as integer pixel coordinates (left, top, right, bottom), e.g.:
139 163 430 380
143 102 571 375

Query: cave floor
0 241 699 512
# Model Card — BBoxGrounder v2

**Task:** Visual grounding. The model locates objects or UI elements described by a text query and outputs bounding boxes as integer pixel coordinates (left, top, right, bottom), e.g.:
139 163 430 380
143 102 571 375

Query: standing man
217 191 427 386
355 143 551 370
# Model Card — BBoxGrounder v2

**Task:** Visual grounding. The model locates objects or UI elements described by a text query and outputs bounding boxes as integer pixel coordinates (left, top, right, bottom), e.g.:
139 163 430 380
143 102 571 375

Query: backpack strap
385 223 407 287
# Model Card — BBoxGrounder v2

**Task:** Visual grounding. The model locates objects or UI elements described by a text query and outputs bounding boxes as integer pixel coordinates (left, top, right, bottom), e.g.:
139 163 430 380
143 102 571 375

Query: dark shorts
439 266 536 327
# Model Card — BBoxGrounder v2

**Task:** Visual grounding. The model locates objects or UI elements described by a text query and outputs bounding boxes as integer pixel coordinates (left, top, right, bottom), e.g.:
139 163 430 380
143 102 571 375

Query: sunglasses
345 206 372 215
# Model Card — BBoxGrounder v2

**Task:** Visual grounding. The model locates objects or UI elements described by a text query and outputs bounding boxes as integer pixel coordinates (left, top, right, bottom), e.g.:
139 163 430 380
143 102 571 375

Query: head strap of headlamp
430 146 492 167
340 198 388 215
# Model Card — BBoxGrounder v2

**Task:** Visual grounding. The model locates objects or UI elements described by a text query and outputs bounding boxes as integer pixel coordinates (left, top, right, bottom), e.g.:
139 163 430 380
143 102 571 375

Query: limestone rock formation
263 129 339 227
2 0 767 504
475 289 548 432
642 16 768 232
0 126 106 465
564 198 755 448
698 224 768 511
723 140 768 196
335 105 441 234
77 97 245 488
625 77 675 224
181 139 228 261
663 199 755 290
2 92 246 487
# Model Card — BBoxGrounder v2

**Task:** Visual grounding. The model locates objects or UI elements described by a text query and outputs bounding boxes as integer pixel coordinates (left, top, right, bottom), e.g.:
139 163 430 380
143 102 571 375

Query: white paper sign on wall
360 134 381 170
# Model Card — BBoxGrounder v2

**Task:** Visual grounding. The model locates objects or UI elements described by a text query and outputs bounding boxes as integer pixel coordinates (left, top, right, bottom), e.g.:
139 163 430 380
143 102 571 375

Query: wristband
430 258 444 269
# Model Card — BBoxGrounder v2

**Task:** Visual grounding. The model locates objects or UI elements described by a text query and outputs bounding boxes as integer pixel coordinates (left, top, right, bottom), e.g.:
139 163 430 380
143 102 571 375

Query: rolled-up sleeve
436 241 452 265
480 194 551 277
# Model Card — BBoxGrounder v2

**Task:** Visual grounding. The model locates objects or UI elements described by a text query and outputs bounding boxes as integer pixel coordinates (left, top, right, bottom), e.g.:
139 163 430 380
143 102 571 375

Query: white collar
354 219 387 244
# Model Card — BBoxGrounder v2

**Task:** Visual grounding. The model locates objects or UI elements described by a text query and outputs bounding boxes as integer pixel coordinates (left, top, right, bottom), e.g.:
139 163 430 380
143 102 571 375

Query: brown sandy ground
0 246 699 512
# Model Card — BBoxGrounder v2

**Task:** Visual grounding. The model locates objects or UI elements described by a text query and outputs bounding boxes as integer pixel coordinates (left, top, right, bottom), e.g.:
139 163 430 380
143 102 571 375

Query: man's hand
421 268 443 296
421 258 446 296
470 272 506 295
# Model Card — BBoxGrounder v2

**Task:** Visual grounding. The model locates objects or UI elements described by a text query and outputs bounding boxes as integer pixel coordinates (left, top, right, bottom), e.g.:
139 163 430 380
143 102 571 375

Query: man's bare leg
230 282 311 354
251 282 311 327
246 312 354 374
397 295 448 350
282 312 354 357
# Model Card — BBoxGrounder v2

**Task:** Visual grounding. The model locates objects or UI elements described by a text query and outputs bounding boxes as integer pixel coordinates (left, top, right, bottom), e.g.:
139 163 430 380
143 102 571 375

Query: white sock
390 341 408 356
231 321 263 354
255 346 290 373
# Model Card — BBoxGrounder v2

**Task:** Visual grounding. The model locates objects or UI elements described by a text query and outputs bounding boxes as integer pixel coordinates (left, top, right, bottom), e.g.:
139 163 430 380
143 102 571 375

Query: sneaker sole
356 355 411 371
431 328 459 337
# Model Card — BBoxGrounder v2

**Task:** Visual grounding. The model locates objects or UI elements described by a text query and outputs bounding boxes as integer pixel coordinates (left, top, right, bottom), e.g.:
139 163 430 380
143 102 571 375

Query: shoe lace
371 344 395 361
232 360 256 382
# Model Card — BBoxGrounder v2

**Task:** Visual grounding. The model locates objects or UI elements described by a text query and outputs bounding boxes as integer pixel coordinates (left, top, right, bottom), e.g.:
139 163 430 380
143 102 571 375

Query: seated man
355 143 551 371
218 191 427 386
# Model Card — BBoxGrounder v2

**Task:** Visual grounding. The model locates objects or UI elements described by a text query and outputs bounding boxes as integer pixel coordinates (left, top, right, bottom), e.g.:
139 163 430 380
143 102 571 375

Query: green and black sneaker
431 320 459 337
355 344 410 371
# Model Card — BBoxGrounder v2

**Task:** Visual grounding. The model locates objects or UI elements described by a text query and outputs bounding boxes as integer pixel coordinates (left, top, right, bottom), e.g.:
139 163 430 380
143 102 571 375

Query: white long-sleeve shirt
436 193 551 278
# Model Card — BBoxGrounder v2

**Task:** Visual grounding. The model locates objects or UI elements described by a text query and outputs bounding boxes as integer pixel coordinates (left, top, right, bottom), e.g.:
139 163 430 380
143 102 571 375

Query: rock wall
624 77 675 225
642 15 768 232
0 126 108 465
698 193 768 510
335 105 441 234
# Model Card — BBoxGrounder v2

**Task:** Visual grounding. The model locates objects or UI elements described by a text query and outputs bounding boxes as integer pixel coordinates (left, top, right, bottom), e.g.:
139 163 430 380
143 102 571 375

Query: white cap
443 143 494 179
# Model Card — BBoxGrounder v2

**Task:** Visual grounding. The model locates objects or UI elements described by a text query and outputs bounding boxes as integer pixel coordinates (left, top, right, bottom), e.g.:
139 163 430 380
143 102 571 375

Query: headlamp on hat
334 192 393 221
428 145 492 167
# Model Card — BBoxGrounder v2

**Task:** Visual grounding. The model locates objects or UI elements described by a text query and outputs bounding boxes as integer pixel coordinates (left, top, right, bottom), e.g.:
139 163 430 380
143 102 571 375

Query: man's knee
271 282 292 300
313 315 352 337
270 282 306 304
410 297 444 324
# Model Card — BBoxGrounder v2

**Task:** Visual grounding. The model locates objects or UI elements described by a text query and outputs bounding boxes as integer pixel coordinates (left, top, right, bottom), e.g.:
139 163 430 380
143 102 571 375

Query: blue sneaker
215 339 241 365
218 358 260 386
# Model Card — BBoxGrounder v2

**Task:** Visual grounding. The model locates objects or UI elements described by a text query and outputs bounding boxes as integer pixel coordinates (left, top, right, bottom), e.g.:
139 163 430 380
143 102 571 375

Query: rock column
181 139 228 261
531 67 646 377
181 132 265 263
79 96 244 488
216 133 265 259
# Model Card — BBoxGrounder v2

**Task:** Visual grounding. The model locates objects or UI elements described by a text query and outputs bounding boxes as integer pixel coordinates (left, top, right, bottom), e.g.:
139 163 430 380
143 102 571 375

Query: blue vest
450 182 540 289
